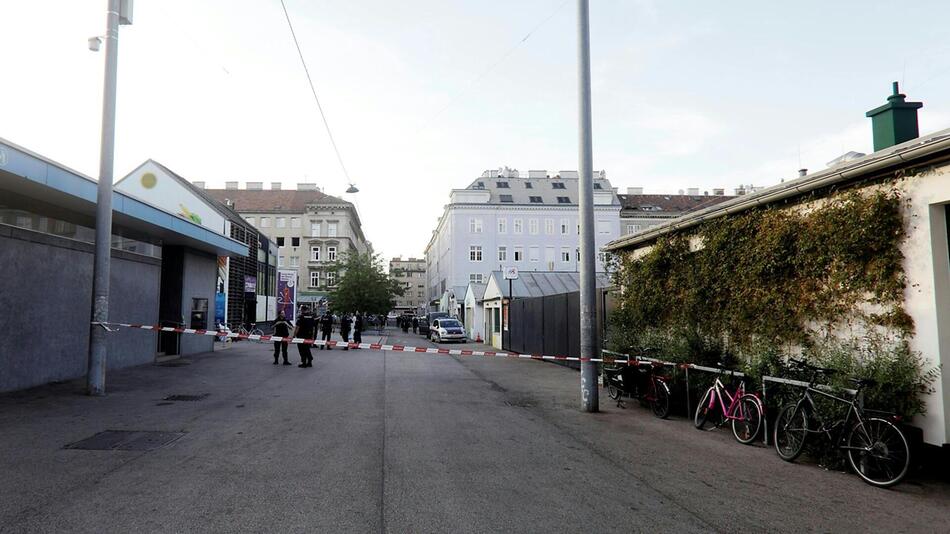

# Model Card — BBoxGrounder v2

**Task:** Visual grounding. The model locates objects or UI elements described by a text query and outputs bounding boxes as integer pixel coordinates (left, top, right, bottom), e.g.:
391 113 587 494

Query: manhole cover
65 430 185 451
163 393 209 402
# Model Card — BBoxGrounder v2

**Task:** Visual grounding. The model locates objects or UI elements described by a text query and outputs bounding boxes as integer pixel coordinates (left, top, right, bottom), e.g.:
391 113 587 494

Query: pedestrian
320 311 334 350
293 306 317 368
272 310 293 365
340 313 352 350
411 316 418 334
353 313 363 347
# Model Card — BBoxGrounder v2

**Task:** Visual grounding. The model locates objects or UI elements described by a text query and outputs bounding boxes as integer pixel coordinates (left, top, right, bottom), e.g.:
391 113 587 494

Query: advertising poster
215 256 228 325
277 270 297 322
244 275 257 294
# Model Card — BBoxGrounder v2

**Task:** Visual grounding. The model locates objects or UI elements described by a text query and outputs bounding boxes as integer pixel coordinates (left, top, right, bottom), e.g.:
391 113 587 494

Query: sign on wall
244 275 257 294
277 270 297 322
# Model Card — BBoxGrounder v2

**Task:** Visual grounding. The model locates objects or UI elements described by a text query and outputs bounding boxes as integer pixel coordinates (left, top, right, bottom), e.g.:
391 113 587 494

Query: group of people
270 307 367 368
397 315 421 334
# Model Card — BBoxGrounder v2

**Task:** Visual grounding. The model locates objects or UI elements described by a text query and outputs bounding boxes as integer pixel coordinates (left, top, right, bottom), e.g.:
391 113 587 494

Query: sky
4 1 950 262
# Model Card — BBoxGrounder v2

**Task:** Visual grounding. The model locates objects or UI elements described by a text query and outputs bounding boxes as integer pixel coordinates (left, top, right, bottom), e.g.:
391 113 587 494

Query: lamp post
86 0 132 396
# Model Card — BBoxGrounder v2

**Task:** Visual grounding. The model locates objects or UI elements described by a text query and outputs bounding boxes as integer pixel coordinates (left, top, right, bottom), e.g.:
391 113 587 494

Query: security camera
88 36 102 52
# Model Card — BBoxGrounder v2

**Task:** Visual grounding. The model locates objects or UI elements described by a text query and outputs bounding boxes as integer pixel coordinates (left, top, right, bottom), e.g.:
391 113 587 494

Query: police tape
92 321 638 364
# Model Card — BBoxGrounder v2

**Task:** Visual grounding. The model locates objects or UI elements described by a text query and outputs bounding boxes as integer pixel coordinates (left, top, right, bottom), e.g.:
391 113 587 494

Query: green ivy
608 188 938 416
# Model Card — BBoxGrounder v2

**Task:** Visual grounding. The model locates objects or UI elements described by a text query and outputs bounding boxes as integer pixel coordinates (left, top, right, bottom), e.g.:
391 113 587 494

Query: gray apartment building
390 257 427 314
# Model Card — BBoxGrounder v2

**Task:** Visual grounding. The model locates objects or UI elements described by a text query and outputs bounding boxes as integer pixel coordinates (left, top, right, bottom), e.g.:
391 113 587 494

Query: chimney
627 187 644 195
271 182 282 190
866 81 923 151
246 181 263 190
687 187 699 196
225 181 238 190
798 169 807 177
192 181 205 189
735 187 746 196
713 188 725 196
298 183 317 191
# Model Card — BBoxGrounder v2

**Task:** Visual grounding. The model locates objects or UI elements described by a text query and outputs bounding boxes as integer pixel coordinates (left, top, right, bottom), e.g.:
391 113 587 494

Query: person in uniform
294 306 317 368
272 310 293 365
320 311 334 350
353 313 363 348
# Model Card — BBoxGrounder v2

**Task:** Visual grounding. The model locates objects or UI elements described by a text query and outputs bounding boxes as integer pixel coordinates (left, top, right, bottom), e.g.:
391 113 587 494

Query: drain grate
163 393 209 402
65 430 185 451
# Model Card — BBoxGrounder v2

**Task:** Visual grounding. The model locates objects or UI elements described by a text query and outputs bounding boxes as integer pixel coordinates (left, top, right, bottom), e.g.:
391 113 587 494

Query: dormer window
496 181 510 188
593 183 603 189
524 182 533 189
499 194 513 203
552 182 566 189
529 196 543 203
472 181 485 189
557 196 571 204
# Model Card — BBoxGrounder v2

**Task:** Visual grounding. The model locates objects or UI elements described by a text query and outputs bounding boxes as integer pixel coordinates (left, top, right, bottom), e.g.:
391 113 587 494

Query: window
470 218 483 233
260 217 271 227
544 219 554 235
278 255 284 267
277 237 285 247
498 246 507 262
417 291 424 298
246 217 256 227
310 246 320 261
529 219 539 235
560 218 569 235
327 222 338 237
552 182 566 189
469 273 483 283
276 217 286 228
513 219 523 234
524 182 533 189
557 196 571 204
327 246 337 261
499 194 513 203
290 256 300 267
626 224 641 234
469 245 482 262
561 248 571 262
310 271 319 287
310 222 320 236
529 246 540 262
576 249 581 261
496 181 509 188
292 237 300 247
497 218 507 234
597 220 611 234
529 196 543 203
326 271 337 286
291 217 300 228
593 183 603 189
598 252 606 263
514 247 524 262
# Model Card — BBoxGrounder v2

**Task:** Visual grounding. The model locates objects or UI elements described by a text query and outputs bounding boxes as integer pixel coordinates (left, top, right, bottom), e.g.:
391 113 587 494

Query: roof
487 271 610 299
466 282 488 301
202 188 351 213
461 175 619 206
618 193 735 213
0 139 248 256
606 127 950 252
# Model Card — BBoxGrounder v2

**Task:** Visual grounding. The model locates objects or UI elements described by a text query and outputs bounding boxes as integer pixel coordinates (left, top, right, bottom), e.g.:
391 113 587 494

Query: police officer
294 306 317 368
320 311 334 350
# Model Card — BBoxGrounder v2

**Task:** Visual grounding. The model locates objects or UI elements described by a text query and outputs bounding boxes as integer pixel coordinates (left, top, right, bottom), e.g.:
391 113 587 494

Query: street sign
503 266 519 280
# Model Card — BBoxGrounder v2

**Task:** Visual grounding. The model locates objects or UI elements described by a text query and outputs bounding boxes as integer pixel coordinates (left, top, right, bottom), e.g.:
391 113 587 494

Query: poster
244 275 257 294
277 270 297 322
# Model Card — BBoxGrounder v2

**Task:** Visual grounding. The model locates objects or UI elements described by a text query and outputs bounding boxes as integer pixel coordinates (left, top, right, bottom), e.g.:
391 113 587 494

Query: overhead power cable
279 0 353 186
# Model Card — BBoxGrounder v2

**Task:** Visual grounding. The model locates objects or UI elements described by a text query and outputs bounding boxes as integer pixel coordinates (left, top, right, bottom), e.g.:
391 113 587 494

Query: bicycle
773 358 911 488
693 372 763 444
603 359 671 419
229 322 265 343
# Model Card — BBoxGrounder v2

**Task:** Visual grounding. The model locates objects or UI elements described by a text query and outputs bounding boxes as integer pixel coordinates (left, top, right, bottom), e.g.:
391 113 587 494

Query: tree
327 252 404 316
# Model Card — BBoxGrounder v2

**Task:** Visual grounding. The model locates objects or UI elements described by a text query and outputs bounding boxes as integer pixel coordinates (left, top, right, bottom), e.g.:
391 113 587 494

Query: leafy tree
327 252 404 316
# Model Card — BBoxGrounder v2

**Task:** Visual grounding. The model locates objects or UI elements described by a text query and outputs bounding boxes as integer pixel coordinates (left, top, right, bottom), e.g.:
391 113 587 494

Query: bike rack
601 350 684 415
677 364 746 430
760 375 858 446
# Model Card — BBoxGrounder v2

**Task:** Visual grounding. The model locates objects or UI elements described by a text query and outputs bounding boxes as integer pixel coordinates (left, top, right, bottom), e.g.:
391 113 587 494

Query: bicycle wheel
250 328 265 343
773 404 808 461
650 379 671 419
694 388 716 429
731 395 763 445
847 417 911 488
607 383 622 401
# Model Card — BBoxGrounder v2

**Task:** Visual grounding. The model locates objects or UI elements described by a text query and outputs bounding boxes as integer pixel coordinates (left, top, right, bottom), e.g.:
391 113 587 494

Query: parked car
430 318 466 343
417 316 430 336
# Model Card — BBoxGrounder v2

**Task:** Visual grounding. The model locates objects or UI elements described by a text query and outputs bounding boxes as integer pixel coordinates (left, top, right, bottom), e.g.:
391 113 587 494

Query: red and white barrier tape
92 322 639 364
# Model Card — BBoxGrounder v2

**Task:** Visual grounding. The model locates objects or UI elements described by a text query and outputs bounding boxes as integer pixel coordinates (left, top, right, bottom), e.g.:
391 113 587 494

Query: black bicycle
773 358 910 488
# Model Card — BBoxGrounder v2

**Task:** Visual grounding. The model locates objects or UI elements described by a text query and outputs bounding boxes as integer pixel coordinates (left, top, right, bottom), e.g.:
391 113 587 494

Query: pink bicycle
693 375 763 444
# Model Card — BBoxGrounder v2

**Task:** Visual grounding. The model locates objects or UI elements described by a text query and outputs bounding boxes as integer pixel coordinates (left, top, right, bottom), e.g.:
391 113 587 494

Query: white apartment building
204 183 371 305
425 168 621 306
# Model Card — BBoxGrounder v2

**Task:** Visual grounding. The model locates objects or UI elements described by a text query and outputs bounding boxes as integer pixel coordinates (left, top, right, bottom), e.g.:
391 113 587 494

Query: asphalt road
0 328 947 533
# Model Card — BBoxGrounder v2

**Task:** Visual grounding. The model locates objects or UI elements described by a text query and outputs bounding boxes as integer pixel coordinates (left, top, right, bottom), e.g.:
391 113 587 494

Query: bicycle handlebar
789 358 837 375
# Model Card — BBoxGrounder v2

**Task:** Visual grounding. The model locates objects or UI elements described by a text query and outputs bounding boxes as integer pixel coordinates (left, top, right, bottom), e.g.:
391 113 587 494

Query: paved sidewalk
1 328 948 533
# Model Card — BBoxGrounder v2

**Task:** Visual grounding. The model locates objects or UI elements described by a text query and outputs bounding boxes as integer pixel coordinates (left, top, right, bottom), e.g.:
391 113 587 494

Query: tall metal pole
87 0 122 396
576 0 599 412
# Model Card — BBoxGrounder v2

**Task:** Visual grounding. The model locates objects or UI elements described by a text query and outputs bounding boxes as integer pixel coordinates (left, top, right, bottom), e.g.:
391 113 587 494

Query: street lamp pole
87 0 131 395
576 0 599 412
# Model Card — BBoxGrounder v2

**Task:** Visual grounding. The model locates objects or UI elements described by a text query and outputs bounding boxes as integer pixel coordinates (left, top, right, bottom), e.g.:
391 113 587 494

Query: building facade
389 257 427 314
618 187 734 235
425 168 621 307
203 183 370 307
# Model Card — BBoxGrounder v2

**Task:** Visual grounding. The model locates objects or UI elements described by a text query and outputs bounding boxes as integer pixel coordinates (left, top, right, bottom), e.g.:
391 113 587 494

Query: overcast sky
3 1 950 261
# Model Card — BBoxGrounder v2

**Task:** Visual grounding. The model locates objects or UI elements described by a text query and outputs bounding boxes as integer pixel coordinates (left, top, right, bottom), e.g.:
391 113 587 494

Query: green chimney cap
865 82 923 151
